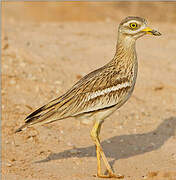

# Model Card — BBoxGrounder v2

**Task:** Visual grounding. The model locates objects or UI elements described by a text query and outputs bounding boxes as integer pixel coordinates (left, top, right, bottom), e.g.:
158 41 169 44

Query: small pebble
11 158 16 162
171 153 176 161
39 151 45 155
39 67 44 73
2 42 9 50
105 140 111 143
120 139 124 142
135 115 139 120
54 81 62 85
69 149 80 154
147 171 158 177
20 62 26 67
6 162 12 167
55 89 60 94
10 79 16 85
150 142 155 147
142 175 147 179
26 41 31 46
76 74 82 79
154 86 164 91
27 136 34 141
133 128 137 133
136 122 141 126
27 73 33 79
67 142 73 147
119 125 123 129
81 119 92 125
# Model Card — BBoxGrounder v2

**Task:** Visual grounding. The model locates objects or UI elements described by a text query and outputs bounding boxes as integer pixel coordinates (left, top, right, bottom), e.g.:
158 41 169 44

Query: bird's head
118 16 161 40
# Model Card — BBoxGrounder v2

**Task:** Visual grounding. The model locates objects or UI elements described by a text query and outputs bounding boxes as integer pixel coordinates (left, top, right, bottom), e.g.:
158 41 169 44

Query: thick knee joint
90 128 97 141
91 121 103 143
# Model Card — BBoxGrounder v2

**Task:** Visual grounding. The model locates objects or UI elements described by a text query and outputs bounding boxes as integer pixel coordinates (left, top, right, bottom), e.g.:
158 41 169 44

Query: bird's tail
15 96 65 133
15 113 51 133
15 116 41 133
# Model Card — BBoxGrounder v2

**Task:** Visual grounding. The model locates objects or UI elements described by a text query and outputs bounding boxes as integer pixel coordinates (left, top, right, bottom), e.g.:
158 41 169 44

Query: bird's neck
114 33 137 64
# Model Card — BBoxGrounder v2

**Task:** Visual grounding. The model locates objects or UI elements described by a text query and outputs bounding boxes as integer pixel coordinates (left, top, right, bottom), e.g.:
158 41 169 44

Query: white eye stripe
123 20 139 27
124 24 146 34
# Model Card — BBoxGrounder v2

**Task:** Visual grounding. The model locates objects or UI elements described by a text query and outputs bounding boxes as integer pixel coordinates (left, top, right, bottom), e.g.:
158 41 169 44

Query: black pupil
132 24 136 27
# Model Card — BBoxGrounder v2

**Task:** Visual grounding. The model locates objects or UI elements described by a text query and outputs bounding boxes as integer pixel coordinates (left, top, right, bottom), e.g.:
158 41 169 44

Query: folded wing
15 64 131 132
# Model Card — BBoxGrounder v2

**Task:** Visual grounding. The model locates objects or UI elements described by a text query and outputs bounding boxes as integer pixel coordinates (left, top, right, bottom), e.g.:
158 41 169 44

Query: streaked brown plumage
16 16 161 178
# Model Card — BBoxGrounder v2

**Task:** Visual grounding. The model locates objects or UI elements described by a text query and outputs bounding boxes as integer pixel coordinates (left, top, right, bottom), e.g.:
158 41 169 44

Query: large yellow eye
130 23 138 29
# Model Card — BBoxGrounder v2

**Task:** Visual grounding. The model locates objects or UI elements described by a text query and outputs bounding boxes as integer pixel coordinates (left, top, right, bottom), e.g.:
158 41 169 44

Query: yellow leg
91 121 124 179
96 143 101 175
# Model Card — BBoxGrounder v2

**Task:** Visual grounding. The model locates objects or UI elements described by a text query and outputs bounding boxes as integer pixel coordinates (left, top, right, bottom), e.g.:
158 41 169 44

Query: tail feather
15 107 57 133
15 91 76 133
15 123 28 133
24 96 63 121
15 115 41 133
25 106 44 120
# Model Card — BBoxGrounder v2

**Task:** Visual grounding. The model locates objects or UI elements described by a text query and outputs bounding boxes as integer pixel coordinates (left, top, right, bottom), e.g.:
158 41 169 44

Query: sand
2 3 176 180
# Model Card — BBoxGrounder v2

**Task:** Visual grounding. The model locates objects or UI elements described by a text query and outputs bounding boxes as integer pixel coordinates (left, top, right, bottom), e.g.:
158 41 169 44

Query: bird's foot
93 173 124 179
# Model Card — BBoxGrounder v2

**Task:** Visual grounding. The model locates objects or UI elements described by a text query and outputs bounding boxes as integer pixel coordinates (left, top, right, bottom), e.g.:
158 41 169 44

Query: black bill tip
150 30 162 36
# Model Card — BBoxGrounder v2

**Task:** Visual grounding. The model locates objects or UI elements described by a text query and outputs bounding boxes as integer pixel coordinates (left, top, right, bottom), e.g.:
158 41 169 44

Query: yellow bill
142 27 161 36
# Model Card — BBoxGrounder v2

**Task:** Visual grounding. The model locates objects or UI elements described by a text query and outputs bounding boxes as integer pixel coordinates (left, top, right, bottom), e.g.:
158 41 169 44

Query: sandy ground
2 17 176 180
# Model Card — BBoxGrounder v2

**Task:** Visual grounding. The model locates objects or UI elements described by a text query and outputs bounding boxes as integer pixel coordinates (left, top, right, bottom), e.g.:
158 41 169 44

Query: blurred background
2 2 176 180
2 1 176 23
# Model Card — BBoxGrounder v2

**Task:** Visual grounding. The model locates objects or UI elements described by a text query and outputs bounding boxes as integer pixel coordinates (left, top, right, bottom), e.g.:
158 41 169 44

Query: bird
15 16 161 178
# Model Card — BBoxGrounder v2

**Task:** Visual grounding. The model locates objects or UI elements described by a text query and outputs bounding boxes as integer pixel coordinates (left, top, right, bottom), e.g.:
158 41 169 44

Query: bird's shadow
36 117 176 169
